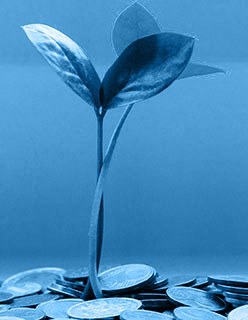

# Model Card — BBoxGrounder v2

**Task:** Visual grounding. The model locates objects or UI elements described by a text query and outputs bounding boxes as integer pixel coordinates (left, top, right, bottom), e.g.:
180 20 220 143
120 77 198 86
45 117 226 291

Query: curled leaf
101 32 195 109
22 24 101 109
112 2 161 55
179 62 225 80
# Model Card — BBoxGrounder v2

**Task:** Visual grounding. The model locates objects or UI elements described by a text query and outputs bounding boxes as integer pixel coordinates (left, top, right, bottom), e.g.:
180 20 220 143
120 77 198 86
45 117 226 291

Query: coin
162 310 175 319
130 293 167 300
47 283 83 298
174 306 227 319
147 274 168 289
228 305 248 319
2 268 65 290
120 310 173 320
141 299 172 311
36 300 54 313
149 276 196 293
3 282 42 298
216 283 248 295
67 297 142 319
204 284 223 295
224 297 248 306
0 305 10 312
208 276 248 288
99 264 156 294
63 268 88 283
167 287 226 311
0 317 25 320
43 298 84 318
223 291 248 300
144 285 168 293
168 276 196 288
0 291 14 303
10 293 59 308
0 308 45 320
192 277 210 289
56 279 85 291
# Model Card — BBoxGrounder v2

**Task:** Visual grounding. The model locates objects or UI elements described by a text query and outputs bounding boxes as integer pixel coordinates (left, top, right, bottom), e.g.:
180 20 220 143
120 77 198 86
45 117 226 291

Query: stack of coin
209 275 248 307
47 267 87 298
1 266 248 319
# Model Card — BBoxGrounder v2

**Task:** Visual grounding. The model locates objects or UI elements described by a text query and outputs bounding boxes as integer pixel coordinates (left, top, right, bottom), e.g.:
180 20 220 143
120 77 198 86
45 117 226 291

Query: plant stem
88 104 133 298
83 110 105 300
96 112 104 268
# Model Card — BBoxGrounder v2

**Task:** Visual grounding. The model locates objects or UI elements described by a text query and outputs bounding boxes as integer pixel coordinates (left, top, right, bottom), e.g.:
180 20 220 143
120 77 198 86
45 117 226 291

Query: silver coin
0 291 14 303
0 308 45 320
151 276 196 293
167 287 226 311
204 285 223 295
130 293 167 300
141 299 172 310
216 284 248 295
63 268 88 283
36 300 54 313
43 298 83 318
148 274 168 289
223 291 248 301
174 307 227 319
192 277 210 289
10 293 59 308
209 276 248 288
56 279 85 291
0 317 25 320
228 305 248 319
67 297 142 319
2 268 65 290
0 305 10 312
224 297 248 306
162 310 175 319
3 282 42 298
99 264 156 294
120 310 172 319
146 285 168 293
47 283 83 298
168 276 196 288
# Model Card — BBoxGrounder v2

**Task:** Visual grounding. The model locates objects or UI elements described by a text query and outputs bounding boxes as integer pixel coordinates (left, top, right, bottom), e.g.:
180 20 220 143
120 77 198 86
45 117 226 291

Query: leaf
100 32 195 109
112 3 224 80
179 62 225 80
22 24 101 109
112 2 161 56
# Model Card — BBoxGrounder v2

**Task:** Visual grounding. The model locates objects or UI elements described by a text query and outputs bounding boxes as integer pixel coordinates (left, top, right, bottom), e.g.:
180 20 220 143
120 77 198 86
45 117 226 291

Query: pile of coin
0 265 247 319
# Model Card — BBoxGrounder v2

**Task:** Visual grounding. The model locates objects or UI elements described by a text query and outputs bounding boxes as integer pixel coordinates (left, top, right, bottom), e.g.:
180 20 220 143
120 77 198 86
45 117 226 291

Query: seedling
22 2 223 299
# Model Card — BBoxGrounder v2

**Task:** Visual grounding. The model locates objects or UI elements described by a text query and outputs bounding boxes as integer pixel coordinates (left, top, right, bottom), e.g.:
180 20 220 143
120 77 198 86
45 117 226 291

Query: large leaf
112 3 224 80
112 2 161 56
22 24 101 109
100 32 195 109
179 62 225 79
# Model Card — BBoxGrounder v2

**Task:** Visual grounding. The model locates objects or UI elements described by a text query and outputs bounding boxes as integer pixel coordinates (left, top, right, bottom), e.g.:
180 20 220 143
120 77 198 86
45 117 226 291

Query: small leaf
179 62 225 80
22 24 101 109
101 32 195 109
112 1 161 56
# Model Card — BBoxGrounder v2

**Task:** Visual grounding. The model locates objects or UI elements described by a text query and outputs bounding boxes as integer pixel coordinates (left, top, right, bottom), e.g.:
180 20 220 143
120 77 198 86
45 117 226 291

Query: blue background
1 0 248 277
